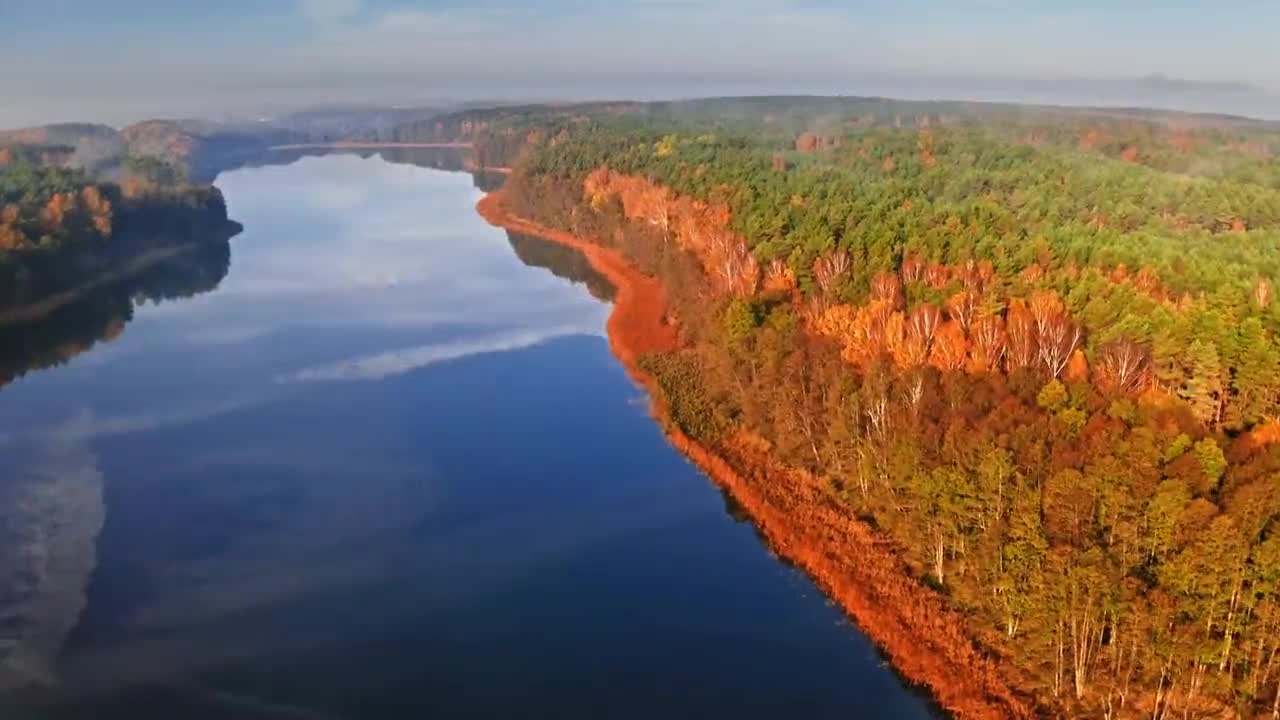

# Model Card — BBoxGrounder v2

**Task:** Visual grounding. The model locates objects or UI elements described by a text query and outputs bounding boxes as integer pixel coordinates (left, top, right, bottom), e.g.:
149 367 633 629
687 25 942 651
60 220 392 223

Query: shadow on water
0 239 232 392
505 231 616 303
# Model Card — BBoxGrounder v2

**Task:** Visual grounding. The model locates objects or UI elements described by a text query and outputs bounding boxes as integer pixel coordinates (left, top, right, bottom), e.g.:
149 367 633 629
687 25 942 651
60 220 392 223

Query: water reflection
0 240 231 391
506 231 616 303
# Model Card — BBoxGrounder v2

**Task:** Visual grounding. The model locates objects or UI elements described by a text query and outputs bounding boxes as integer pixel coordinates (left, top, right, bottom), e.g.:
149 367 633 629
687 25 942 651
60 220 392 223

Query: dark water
0 152 940 719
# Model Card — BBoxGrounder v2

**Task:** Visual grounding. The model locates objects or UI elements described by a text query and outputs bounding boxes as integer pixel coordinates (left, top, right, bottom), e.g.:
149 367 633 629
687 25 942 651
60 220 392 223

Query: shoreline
476 188 1039 720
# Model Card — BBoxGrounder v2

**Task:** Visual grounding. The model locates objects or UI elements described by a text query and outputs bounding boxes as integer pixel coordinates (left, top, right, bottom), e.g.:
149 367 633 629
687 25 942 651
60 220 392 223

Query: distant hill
268 105 446 141
119 120 304 182
0 119 306 182
0 123 125 174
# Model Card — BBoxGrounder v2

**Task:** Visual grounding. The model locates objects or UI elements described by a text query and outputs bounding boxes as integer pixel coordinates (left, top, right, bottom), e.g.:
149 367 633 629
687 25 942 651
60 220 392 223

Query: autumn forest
425 97 1280 719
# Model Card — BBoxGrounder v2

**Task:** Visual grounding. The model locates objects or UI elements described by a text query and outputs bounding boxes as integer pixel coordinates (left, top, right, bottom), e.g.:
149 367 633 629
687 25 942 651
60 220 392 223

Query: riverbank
476 187 1041 720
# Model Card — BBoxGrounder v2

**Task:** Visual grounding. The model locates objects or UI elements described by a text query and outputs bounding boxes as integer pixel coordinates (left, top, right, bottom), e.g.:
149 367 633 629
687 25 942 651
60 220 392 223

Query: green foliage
1056 406 1087 435
1164 433 1193 462
1036 379 1068 411
721 297 764 343
639 351 729 441
1192 437 1226 489
123 154 187 185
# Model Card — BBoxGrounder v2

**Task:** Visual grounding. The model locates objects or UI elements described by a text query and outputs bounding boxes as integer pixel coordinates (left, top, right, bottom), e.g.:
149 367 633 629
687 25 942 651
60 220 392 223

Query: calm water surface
0 152 940 719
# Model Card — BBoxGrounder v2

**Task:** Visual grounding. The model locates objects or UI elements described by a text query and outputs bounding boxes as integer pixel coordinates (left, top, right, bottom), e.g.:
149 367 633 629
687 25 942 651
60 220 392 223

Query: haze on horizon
3 0 1279 128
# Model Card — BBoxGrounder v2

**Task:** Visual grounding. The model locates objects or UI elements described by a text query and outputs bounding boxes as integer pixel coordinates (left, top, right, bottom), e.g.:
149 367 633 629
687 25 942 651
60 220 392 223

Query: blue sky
2 0 1278 127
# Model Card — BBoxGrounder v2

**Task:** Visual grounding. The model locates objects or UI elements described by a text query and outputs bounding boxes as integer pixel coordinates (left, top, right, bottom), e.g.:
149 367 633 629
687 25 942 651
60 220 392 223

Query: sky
2 0 1279 127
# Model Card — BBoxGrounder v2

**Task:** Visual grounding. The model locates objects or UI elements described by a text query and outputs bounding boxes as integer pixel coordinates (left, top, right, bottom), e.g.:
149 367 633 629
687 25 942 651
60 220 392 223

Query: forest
440 96 1280 719
0 148 238 310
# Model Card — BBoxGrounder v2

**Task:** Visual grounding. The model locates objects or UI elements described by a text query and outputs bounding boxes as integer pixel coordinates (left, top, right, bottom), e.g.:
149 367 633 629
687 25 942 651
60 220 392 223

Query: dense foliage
472 96 1280 718
0 153 236 308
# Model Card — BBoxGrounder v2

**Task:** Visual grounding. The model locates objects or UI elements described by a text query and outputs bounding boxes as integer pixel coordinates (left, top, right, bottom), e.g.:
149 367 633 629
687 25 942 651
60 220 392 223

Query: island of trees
397 97 1280 719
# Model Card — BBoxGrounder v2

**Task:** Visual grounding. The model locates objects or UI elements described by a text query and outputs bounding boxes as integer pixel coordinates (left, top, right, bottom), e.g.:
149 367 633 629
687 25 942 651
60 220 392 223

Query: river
0 151 940 719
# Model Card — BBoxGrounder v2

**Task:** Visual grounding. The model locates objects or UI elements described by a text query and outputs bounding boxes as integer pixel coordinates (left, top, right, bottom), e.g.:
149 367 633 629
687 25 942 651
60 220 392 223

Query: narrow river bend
0 152 940 719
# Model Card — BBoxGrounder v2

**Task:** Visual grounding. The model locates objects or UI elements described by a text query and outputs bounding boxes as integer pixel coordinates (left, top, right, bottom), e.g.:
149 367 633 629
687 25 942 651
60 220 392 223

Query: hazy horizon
4 0 1280 128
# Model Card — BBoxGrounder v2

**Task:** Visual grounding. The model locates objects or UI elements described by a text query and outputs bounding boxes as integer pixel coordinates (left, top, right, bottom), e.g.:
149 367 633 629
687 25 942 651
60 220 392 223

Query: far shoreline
266 142 473 151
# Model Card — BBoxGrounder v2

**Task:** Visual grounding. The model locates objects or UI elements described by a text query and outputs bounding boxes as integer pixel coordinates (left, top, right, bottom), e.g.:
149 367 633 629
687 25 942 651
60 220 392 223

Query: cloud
299 0 362 24
285 324 600 382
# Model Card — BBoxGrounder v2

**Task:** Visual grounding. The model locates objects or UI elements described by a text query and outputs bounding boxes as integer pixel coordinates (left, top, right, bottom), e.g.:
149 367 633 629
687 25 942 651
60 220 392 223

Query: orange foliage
1119 146 1140 163
930 321 968 371
80 186 113 236
967 314 1007 375
1078 129 1104 151
870 271 905 309
901 252 924 283
1168 133 1196 153
1005 299 1039 370
795 132 821 152
814 300 896 368
1095 338 1152 395
1029 291 1082 378
946 290 979 330
909 304 942 346
585 168 759 296
919 129 937 168
1244 420 1280 448
763 258 797 294
924 262 950 289
885 312 926 367
1133 266 1162 296
41 192 74 231
813 250 850 297
0 204 22 249
1064 350 1089 383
